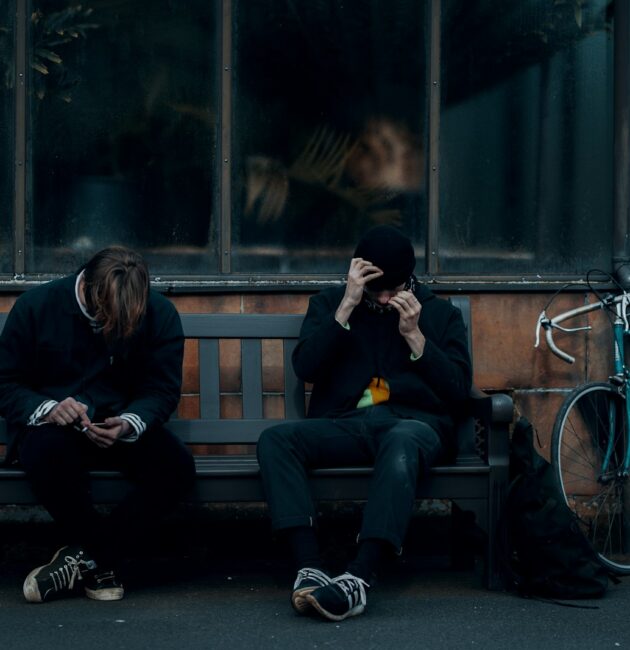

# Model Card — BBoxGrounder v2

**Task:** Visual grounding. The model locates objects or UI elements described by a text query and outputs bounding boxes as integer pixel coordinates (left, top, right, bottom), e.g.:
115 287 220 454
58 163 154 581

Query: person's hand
388 290 426 356
44 397 89 427
83 417 131 448
335 258 384 325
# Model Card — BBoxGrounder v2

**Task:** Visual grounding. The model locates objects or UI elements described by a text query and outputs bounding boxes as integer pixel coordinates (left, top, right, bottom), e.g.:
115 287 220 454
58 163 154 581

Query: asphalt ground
1 505 629 650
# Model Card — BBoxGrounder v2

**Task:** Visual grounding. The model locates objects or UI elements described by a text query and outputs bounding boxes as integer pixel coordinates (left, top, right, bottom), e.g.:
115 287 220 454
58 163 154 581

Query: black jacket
0 274 184 461
293 283 472 456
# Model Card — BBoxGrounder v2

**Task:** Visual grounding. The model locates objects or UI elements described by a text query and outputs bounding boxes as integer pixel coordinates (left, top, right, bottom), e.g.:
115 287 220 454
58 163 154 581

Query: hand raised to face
388 290 422 337
335 258 384 326
344 258 384 307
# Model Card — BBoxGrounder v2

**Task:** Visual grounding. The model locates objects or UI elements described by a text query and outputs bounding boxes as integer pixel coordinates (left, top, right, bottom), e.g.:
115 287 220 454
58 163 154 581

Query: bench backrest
0 297 474 453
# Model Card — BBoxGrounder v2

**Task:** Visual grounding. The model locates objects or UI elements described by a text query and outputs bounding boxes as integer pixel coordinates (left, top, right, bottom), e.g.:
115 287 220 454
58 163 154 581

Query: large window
2 0 615 282
27 0 218 275
440 0 613 275
232 1 426 275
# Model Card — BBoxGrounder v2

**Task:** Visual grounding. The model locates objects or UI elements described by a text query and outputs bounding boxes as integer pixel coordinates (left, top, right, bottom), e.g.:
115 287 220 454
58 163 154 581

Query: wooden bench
0 296 512 588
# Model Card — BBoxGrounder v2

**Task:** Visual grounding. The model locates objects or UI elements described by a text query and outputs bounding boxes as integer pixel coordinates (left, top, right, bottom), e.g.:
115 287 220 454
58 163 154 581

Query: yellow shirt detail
357 377 390 408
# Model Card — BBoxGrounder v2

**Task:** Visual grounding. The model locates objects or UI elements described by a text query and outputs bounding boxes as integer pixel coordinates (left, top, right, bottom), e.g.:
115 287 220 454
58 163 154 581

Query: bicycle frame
536 293 630 477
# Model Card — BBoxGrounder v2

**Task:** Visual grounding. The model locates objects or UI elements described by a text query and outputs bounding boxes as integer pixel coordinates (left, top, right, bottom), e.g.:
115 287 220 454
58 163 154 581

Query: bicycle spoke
552 382 630 573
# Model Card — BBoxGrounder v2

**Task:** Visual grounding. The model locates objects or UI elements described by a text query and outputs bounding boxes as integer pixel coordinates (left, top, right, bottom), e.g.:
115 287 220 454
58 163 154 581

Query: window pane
0 2 14 274
440 0 613 274
233 0 426 274
28 1 218 275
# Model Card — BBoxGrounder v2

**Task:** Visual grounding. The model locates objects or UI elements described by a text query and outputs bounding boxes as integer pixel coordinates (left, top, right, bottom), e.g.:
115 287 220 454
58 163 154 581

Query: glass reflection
233 0 427 274
440 0 613 274
28 0 218 274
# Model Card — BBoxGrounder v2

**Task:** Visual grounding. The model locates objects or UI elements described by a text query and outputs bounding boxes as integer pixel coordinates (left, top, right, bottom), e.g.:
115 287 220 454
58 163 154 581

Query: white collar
75 270 97 323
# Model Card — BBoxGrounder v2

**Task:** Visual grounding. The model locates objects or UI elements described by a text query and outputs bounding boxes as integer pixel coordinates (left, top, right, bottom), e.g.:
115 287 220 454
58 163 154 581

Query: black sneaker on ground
306 572 370 621
23 545 97 603
84 568 124 601
291 567 333 614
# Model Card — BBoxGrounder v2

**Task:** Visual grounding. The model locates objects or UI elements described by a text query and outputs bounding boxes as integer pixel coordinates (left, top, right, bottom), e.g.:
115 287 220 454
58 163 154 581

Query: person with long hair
0 246 195 603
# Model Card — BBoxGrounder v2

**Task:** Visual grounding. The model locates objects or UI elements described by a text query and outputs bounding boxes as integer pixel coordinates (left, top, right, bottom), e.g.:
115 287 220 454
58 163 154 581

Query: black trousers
256 405 442 553
18 423 195 568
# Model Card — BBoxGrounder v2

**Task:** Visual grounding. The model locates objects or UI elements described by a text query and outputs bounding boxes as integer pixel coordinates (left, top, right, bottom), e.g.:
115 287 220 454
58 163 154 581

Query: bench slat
167 418 285 444
242 340 263 418
179 313 303 339
283 339 305 419
199 339 221 419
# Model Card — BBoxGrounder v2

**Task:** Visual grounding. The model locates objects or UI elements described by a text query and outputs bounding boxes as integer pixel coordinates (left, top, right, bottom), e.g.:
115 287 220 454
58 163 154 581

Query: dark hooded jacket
292 282 472 458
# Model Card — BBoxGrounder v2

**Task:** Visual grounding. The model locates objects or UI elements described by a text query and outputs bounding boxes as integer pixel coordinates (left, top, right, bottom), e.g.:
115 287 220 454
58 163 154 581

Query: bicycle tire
551 381 630 575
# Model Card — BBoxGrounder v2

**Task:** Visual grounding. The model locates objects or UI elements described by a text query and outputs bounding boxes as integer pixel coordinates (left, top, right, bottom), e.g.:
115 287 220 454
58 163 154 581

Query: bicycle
535 271 630 575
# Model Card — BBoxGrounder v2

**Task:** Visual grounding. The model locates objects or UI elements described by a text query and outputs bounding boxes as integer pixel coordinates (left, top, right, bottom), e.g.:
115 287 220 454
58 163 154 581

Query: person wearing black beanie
257 225 472 622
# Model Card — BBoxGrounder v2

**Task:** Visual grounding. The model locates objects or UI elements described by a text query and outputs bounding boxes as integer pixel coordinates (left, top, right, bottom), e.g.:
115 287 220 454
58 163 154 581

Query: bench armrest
489 393 514 424
462 388 513 465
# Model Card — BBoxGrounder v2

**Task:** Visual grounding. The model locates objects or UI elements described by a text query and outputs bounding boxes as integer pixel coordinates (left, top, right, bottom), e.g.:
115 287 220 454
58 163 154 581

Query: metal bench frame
0 296 512 588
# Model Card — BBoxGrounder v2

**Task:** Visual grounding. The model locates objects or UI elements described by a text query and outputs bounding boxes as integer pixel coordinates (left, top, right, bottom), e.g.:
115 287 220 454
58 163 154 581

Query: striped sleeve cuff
27 400 59 426
118 413 146 442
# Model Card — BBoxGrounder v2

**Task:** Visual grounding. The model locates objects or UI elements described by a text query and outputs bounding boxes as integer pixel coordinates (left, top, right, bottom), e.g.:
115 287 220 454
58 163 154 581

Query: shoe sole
85 587 125 601
305 594 365 622
23 547 67 603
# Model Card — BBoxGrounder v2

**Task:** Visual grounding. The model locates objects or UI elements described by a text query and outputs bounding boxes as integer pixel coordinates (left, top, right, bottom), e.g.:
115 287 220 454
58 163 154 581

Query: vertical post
14 0 27 277
614 0 630 284
426 0 441 276
220 0 232 274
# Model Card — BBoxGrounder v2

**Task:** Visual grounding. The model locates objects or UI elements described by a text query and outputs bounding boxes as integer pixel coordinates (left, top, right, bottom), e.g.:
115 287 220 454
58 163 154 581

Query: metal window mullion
14 0 27 277
219 0 232 274
426 0 441 276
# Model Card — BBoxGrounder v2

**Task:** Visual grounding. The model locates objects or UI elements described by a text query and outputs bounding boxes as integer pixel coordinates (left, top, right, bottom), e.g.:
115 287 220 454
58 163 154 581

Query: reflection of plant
245 122 421 227
31 4 99 102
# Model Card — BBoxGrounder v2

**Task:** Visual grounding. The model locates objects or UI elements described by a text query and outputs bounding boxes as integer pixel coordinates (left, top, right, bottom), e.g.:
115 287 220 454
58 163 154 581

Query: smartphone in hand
72 421 112 432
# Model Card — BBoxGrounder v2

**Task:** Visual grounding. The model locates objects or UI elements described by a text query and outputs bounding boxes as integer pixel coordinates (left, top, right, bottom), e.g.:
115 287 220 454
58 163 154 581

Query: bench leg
485 473 508 590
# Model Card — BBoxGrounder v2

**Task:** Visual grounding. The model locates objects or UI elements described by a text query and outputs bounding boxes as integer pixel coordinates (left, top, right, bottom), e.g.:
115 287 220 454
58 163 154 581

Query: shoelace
294 567 330 589
49 555 85 593
332 573 369 608
92 570 117 586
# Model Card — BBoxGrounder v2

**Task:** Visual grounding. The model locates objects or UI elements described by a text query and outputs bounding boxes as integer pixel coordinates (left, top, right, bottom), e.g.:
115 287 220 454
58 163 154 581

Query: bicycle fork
603 318 630 479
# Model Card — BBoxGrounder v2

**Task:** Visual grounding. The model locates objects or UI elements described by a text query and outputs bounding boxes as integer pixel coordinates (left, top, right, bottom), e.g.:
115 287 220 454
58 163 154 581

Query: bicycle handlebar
535 294 624 364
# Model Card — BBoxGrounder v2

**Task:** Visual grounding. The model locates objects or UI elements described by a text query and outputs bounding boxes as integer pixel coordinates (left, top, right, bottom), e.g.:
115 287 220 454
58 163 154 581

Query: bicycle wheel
551 381 630 575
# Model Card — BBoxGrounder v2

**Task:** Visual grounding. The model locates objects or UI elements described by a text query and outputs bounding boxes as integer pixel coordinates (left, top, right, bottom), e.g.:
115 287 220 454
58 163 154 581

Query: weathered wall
1 290 613 458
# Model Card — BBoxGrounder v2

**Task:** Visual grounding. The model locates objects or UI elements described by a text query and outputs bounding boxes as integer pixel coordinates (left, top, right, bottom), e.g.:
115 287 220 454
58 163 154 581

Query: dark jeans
256 405 442 552
18 423 195 568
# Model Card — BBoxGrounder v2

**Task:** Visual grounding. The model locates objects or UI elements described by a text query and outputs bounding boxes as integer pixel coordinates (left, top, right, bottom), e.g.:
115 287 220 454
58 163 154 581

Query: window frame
3 0 621 292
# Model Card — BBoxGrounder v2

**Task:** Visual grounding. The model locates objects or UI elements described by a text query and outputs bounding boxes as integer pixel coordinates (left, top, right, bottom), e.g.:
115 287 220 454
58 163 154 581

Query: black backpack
500 416 611 601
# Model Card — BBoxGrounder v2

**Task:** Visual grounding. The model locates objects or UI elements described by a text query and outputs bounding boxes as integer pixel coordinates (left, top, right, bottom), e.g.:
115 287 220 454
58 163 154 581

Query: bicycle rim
552 382 630 575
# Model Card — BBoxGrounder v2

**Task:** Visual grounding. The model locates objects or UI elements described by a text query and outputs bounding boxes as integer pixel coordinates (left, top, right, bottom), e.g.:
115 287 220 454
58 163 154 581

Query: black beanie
354 225 416 291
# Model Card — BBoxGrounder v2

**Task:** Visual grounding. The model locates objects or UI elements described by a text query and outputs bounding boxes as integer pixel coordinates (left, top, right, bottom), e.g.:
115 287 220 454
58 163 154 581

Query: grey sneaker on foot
23 545 97 603
291 567 333 614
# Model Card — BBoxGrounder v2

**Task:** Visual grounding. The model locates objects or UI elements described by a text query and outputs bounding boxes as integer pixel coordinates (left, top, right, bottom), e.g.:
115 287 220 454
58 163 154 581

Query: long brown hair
82 247 149 341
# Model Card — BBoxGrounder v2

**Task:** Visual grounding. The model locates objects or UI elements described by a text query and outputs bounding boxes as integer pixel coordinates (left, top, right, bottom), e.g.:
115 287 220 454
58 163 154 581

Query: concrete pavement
1 508 628 649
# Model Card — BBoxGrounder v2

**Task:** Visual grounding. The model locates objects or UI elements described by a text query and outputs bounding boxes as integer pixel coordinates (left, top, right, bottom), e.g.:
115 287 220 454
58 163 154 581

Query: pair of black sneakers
23 545 124 603
292 567 369 621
